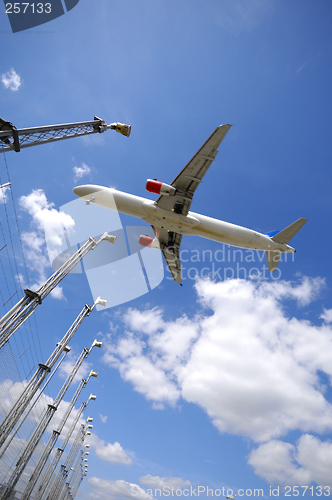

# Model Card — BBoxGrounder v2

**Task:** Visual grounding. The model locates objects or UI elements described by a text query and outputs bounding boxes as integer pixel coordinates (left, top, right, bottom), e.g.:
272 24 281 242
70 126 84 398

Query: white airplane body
74 125 307 284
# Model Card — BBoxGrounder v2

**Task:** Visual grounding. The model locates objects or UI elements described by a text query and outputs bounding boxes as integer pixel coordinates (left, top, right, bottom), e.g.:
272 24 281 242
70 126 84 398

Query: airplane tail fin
270 218 308 245
265 218 308 272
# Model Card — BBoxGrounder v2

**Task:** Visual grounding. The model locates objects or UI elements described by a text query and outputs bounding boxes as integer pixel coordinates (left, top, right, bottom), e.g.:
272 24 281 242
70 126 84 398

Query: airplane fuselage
73 184 295 254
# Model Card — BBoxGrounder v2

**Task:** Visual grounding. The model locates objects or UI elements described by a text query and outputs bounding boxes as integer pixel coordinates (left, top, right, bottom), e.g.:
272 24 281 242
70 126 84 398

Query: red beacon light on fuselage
146 179 176 196
138 234 160 249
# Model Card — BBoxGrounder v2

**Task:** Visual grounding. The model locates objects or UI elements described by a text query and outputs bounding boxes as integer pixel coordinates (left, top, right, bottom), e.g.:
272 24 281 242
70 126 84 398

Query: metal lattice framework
21 369 97 500
0 232 115 350
0 304 95 450
0 348 70 460
1 341 98 499
35 400 93 500
0 117 131 153
48 424 87 500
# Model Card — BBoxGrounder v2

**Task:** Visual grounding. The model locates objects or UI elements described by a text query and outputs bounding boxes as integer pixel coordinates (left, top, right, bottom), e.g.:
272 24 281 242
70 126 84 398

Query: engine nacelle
139 235 160 249
146 179 176 196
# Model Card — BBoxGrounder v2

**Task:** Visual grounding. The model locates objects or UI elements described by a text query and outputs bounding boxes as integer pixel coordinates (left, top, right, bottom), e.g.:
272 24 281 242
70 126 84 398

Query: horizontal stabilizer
271 218 308 245
265 250 281 273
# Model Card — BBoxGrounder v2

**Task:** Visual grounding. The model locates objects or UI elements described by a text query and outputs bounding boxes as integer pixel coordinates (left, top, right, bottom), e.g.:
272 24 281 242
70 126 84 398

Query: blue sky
1 1 332 499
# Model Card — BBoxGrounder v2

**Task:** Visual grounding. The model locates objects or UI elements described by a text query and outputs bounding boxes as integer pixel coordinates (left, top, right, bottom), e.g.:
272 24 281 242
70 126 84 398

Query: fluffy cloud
0 378 86 470
139 475 191 490
89 434 132 465
73 162 91 181
57 351 93 385
102 277 332 444
248 435 332 487
100 276 332 487
88 477 152 500
321 308 332 323
0 378 83 434
0 184 10 204
19 189 75 298
1 68 21 91
99 414 108 424
19 189 74 247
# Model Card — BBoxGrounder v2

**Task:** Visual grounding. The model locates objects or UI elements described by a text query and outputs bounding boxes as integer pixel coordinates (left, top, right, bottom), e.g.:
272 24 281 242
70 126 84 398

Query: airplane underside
73 124 307 284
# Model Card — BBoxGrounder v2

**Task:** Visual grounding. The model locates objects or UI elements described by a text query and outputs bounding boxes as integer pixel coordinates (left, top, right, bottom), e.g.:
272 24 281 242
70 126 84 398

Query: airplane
73 124 307 285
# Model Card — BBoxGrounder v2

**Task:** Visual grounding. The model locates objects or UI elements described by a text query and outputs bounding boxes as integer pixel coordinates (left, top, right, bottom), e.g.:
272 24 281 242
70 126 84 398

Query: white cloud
99 414 108 424
321 308 332 323
124 307 165 335
248 434 332 487
139 475 191 490
73 162 91 181
89 434 133 465
1 68 21 91
0 379 85 452
19 189 74 247
58 352 92 385
102 337 180 406
0 379 26 418
102 277 332 444
208 0 272 35
19 189 75 299
0 185 10 204
88 477 151 500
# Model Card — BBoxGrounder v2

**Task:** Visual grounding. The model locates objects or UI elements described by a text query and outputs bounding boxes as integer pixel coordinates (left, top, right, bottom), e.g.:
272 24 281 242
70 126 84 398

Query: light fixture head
115 122 131 137
101 233 117 245
95 296 107 307
92 340 102 349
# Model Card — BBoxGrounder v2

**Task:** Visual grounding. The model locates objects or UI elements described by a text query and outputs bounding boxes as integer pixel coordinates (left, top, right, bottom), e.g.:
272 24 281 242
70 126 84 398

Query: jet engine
146 179 176 196
139 235 160 249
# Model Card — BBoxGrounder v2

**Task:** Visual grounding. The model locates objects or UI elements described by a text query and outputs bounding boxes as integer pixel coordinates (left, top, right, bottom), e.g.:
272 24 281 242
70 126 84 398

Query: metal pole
0 297 105 450
1 342 98 500
0 232 115 349
0 117 131 153
0 347 70 460
59 449 84 500
21 366 98 500
47 425 89 500
36 401 95 500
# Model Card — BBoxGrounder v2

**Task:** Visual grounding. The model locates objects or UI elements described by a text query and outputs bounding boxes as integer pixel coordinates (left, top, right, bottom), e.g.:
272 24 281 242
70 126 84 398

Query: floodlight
87 424 93 429
95 296 107 307
92 340 102 349
115 123 131 137
88 394 97 401
86 417 93 423
100 232 117 244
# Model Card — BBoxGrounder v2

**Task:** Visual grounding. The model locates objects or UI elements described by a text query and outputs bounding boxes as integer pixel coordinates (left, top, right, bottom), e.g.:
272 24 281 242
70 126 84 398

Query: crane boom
0 116 131 153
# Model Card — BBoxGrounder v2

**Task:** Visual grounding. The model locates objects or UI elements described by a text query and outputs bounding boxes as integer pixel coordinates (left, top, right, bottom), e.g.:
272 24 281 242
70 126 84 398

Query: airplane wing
155 124 231 216
152 226 183 285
